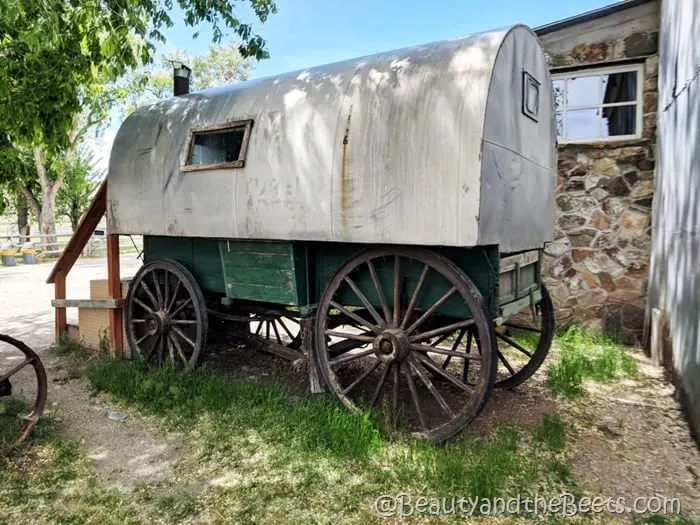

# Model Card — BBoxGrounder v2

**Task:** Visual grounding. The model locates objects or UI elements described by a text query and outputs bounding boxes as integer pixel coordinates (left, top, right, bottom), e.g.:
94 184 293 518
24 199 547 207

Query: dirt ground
2 256 700 520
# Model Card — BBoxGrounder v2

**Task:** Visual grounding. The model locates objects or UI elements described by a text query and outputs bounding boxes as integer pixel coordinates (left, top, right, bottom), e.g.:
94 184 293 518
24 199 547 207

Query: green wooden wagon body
143 236 542 321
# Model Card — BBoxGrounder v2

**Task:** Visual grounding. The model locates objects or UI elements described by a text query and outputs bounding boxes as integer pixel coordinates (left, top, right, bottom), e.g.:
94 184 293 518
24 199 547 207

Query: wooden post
301 316 327 394
107 234 123 358
54 272 67 340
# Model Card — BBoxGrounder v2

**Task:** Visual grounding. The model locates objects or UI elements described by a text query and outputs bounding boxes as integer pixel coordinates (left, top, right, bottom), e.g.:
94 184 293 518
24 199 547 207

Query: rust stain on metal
340 106 353 229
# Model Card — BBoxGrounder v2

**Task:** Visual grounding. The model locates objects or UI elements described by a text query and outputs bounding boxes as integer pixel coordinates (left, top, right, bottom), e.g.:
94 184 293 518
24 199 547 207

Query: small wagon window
183 120 253 171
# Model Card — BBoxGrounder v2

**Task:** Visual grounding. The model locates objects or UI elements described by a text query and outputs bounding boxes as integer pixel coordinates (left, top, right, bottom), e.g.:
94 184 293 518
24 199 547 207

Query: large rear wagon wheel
494 284 555 389
315 247 497 443
0 334 47 445
125 260 208 369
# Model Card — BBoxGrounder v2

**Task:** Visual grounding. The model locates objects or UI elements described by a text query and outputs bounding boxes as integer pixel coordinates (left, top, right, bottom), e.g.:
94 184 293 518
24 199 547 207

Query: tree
0 0 276 244
56 151 101 232
120 43 251 116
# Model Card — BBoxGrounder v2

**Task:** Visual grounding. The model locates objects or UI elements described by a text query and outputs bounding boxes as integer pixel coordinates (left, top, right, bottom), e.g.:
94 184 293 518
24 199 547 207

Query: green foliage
55 150 101 231
0 0 276 152
532 415 566 452
546 326 638 397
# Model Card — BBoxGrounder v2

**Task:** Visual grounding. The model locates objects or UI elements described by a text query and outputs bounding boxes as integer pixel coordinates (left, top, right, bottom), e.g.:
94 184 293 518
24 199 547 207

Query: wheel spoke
131 318 147 324
152 271 164 310
409 356 454 417
367 260 392 325
325 330 375 342
169 333 189 366
329 347 376 367
405 287 457 336
145 333 160 361
254 321 264 336
496 332 534 358
392 256 401 328
166 279 182 312
170 297 193 318
163 270 169 313
400 263 429 330
462 329 473 382
409 316 473 343
502 321 541 334
410 343 481 361
0 359 32 383
497 351 516 375
171 319 198 325
133 297 155 315
139 280 160 311
344 276 386 328
328 338 370 357
391 363 399 420
402 361 427 432
271 320 282 344
134 331 152 346
442 327 467 370
369 362 392 408
342 359 381 394
278 318 296 341
172 326 196 349
329 301 380 334
167 335 175 362
414 353 474 394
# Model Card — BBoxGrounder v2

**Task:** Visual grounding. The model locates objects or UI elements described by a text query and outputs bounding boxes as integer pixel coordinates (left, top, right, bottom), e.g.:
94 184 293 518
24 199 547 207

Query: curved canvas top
107 24 556 252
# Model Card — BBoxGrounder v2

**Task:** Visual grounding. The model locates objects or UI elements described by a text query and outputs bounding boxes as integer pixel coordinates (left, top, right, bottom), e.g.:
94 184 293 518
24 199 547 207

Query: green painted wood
219 240 299 304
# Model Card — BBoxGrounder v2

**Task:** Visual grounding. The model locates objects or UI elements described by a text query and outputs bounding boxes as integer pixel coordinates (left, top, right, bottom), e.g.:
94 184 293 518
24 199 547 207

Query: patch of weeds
546 326 637 397
532 414 566 452
50 332 89 358
0 398 27 447
156 492 199 521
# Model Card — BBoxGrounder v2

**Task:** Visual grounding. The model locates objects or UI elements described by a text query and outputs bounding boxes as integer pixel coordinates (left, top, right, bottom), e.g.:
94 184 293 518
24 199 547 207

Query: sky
91 0 620 171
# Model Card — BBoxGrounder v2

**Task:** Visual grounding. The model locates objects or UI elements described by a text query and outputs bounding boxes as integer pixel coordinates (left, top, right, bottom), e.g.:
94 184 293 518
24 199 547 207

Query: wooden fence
1 231 142 258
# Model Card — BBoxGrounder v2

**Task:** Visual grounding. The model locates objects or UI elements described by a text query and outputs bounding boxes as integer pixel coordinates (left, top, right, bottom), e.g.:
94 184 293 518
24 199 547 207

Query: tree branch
32 147 50 190
19 185 41 219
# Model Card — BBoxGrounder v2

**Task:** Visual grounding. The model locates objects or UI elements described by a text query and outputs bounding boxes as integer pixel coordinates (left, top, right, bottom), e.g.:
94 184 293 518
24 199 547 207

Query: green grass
81 357 584 523
546 326 638 398
0 398 29 448
50 332 90 359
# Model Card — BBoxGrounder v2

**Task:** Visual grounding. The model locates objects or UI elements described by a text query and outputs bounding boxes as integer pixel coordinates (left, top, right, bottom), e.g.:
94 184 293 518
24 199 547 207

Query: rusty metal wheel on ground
314 247 497 443
125 260 208 369
0 334 48 445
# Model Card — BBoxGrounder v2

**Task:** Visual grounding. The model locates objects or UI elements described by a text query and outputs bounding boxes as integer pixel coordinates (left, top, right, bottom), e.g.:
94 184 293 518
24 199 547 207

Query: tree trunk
16 194 30 244
39 188 58 256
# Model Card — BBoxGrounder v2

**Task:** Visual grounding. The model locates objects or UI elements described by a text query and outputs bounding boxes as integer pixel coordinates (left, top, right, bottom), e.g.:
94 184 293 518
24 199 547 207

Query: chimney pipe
173 62 192 96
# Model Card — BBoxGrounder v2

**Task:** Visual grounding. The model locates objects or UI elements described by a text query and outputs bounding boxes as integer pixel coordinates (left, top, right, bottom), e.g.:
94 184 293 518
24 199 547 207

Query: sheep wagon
107 24 556 442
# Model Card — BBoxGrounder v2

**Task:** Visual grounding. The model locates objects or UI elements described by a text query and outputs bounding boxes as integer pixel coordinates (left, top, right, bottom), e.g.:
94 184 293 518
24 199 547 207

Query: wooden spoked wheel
315 247 497 443
125 260 208 369
0 334 47 445
251 315 301 350
494 284 555 389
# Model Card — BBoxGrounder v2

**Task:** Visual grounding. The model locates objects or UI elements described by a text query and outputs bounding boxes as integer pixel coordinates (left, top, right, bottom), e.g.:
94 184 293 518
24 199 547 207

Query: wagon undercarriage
124 239 554 443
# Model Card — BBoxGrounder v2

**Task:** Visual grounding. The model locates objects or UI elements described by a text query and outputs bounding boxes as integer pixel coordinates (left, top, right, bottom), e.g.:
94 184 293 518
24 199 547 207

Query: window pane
553 79 565 112
602 104 637 136
190 128 245 165
565 108 600 140
602 70 637 104
566 75 600 107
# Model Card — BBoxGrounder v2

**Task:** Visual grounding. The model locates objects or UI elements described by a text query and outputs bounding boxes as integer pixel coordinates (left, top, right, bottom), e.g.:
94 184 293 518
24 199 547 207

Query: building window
183 119 253 171
553 65 643 143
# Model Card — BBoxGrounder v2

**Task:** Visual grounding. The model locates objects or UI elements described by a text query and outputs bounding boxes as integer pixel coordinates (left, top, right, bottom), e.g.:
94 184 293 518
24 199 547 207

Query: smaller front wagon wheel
125 260 208 369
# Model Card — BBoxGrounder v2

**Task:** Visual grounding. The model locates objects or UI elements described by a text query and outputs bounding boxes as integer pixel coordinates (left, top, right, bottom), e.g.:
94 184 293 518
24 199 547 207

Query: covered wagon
107 24 556 442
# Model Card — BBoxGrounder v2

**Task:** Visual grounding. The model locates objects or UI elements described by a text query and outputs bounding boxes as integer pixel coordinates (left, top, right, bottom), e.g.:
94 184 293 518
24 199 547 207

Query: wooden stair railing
46 180 124 356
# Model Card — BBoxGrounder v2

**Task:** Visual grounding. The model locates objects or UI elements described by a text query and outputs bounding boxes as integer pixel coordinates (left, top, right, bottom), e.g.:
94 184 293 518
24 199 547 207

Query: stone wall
539 17 659 344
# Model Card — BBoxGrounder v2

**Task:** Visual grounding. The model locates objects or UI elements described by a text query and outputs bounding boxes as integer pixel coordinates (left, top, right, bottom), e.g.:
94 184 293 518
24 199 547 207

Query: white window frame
552 63 644 144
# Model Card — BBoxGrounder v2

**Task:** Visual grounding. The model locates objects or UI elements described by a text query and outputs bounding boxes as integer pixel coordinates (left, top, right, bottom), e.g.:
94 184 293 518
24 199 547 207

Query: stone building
535 0 660 344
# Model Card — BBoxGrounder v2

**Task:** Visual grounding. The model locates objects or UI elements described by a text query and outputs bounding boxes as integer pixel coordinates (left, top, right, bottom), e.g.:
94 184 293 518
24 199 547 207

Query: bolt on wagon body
107 24 557 442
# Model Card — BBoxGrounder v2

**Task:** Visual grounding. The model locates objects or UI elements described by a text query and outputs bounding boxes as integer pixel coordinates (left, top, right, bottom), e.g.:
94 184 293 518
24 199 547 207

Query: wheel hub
147 312 171 335
373 329 410 363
